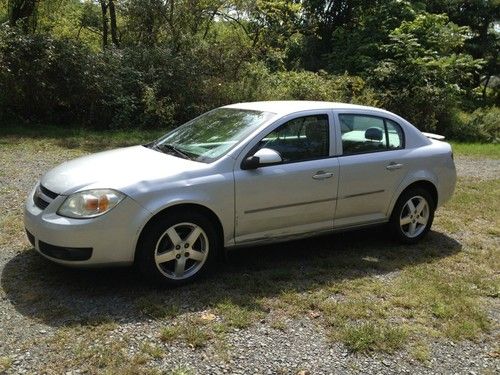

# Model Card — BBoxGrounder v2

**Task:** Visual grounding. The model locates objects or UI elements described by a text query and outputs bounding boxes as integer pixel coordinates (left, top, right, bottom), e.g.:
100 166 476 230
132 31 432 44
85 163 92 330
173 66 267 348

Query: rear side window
339 114 405 155
385 119 404 150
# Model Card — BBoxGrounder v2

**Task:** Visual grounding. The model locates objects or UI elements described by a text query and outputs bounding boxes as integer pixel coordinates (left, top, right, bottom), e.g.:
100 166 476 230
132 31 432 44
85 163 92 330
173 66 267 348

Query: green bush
466 107 499 143
0 24 494 140
213 62 379 107
0 26 94 124
0 26 211 129
445 107 499 143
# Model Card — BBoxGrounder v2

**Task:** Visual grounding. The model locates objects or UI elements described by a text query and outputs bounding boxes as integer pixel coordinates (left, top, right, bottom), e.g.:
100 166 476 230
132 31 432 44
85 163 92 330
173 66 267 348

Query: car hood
41 145 207 195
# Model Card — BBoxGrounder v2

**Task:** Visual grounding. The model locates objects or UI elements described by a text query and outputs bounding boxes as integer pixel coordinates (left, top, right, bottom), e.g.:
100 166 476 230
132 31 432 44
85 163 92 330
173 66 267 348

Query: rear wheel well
134 203 224 262
400 181 438 209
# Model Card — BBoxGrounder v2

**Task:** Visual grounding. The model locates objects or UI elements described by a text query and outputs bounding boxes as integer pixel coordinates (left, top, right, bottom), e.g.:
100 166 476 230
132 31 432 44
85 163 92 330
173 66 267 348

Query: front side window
253 114 330 163
153 108 275 163
339 114 405 155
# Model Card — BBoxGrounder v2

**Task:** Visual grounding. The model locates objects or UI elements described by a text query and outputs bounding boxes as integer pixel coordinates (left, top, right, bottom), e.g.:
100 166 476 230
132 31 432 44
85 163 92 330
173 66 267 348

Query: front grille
33 184 59 210
40 184 59 199
39 241 93 261
34 194 50 210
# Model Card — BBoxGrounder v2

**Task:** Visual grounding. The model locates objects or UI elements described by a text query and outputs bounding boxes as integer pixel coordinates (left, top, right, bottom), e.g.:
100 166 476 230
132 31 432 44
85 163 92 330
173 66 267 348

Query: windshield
152 108 275 163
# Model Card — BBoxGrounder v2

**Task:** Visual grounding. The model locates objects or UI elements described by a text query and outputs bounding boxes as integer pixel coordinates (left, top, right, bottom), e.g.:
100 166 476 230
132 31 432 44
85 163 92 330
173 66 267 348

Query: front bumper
24 187 152 267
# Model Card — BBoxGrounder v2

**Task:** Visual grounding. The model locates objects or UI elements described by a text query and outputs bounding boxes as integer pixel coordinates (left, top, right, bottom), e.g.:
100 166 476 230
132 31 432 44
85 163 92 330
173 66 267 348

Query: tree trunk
8 0 38 33
108 0 119 47
482 75 491 101
100 0 109 49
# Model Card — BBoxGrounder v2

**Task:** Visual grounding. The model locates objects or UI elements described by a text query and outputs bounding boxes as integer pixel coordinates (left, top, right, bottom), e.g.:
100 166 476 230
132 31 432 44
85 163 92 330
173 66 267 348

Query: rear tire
390 187 435 244
136 210 220 286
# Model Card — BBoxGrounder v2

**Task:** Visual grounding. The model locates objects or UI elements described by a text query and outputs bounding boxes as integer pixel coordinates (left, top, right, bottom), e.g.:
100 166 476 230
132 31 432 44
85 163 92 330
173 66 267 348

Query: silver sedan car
24 101 456 285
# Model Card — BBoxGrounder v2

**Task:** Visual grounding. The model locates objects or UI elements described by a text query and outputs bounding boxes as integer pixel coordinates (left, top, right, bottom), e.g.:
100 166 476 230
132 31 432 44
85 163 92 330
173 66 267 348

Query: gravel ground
454 156 500 181
0 143 498 375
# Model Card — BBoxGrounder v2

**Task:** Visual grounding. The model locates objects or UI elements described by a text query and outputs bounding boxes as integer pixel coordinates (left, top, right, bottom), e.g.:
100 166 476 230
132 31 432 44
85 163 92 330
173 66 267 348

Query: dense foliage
0 0 498 141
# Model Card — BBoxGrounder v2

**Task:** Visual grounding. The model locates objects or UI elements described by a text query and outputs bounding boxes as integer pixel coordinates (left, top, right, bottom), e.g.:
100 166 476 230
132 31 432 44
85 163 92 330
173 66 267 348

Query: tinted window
255 115 329 163
339 114 404 155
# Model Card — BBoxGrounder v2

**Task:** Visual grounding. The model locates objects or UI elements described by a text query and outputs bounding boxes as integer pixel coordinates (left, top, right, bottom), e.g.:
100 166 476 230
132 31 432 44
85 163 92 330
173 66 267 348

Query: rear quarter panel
387 140 456 215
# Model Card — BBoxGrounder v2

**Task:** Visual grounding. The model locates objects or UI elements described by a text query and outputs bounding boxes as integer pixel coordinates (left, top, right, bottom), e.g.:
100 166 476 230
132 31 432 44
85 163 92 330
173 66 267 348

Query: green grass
0 123 163 152
450 141 500 158
2 124 497 158
169 367 195 375
136 296 181 319
215 300 263 329
140 343 164 359
270 318 288 331
160 320 212 348
410 342 431 362
0 356 12 373
339 322 407 353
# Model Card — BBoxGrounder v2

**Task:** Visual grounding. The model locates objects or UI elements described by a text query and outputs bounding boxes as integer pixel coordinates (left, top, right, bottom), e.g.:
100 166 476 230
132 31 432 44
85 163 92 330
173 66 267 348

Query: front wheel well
400 180 438 209
134 203 224 262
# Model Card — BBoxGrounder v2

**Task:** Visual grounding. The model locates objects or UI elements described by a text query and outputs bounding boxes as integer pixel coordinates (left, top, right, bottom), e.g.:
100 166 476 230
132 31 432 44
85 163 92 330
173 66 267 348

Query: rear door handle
386 162 403 170
312 171 334 180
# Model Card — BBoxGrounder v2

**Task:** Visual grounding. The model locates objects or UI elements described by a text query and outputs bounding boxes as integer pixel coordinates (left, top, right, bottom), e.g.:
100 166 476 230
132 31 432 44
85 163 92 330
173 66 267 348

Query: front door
233 113 339 244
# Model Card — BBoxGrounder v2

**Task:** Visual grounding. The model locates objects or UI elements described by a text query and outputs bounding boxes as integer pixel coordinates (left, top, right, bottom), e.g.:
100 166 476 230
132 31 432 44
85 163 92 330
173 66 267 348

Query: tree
416 0 500 101
8 0 39 33
108 0 119 46
371 13 484 132
97 0 119 49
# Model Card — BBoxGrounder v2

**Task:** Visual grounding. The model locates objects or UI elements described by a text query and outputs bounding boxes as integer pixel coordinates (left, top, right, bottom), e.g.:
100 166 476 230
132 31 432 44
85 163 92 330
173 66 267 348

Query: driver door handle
312 171 334 180
386 162 403 170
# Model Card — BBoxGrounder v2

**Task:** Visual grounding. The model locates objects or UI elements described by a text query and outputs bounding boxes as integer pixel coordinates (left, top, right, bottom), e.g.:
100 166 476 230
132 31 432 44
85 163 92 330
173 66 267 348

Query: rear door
334 112 408 228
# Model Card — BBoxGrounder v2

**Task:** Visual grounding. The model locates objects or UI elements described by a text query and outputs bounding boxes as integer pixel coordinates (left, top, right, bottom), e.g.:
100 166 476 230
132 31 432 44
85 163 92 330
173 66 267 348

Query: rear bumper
436 158 457 208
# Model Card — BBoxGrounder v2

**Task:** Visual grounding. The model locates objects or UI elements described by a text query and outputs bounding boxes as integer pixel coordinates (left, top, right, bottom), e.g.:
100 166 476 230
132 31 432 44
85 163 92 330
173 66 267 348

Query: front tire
390 187 435 244
136 210 220 286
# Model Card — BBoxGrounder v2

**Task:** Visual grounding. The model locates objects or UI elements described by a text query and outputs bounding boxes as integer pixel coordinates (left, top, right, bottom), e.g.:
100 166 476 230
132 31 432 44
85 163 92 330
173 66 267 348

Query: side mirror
241 148 282 170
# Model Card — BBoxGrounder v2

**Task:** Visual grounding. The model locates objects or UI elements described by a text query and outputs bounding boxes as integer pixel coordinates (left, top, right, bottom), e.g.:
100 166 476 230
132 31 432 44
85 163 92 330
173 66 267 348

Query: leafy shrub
0 22 494 141
0 26 93 124
0 27 198 129
470 107 500 143
213 62 379 107
445 107 499 143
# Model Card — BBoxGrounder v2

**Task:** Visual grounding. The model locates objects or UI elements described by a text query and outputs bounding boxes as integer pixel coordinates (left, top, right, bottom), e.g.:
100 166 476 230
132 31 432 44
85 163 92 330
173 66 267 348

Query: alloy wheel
399 195 430 238
154 222 209 280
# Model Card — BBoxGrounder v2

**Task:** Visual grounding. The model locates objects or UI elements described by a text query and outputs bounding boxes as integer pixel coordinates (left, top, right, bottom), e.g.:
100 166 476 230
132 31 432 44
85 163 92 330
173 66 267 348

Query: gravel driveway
0 142 498 375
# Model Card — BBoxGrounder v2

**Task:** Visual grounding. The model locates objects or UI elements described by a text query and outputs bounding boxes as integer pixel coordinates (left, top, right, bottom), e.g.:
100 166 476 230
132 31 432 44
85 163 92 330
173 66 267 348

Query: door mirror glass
242 148 282 169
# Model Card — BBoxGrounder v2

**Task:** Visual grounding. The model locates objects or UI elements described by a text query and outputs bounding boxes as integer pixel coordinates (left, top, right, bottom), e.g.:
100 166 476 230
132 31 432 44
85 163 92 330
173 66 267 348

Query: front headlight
57 189 125 219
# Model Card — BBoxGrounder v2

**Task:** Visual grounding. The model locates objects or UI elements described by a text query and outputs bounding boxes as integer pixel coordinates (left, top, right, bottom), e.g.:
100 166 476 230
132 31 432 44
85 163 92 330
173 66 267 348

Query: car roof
223 101 388 116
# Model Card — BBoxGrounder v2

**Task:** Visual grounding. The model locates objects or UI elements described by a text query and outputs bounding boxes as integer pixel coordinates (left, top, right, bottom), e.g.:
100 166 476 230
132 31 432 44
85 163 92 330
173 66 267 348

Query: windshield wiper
154 143 192 160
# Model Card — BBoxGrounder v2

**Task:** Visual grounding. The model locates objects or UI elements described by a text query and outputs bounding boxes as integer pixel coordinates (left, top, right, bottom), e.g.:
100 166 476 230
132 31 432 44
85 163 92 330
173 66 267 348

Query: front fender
131 173 235 247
